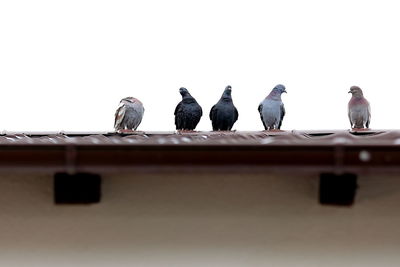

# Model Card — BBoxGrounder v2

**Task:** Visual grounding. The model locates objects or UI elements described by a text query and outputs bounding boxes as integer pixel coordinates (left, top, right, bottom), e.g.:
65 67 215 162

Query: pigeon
348 86 371 129
209 85 239 131
174 87 203 131
258 84 286 130
114 97 144 132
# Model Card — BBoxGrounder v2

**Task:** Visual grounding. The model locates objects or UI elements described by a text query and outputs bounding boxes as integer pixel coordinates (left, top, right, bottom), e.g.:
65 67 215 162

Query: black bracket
319 173 358 206
54 172 101 204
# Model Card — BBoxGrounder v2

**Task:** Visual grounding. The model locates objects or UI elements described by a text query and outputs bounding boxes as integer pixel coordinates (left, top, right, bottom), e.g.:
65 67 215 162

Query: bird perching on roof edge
114 97 144 132
174 87 203 131
258 84 286 131
209 85 239 131
348 86 371 130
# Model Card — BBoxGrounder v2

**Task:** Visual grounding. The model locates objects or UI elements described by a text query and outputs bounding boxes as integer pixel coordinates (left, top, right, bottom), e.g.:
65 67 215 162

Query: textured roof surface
0 130 397 146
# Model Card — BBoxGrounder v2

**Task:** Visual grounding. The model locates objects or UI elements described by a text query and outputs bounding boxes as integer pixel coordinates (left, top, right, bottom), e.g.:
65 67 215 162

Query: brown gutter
0 143 399 174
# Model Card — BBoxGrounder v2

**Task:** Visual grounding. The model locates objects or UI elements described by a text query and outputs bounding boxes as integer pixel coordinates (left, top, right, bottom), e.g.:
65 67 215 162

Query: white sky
0 0 399 132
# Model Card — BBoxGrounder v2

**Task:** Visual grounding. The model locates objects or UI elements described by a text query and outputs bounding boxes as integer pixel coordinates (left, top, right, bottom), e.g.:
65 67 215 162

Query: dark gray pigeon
174 87 203 130
258 84 286 130
348 86 371 129
209 85 239 131
114 97 145 132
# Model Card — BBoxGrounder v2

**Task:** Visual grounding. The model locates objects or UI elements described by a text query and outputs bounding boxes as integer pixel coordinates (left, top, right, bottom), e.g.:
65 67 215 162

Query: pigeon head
121 97 141 104
273 84 287 94
221 85 232 100
179 87 191 97
266 84 286 100
348 86 364 97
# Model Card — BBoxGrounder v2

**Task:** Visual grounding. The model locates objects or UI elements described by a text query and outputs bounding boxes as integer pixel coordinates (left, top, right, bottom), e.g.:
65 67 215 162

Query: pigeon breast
175 97 203 130
259 98 284 130
348 97 370 128
210 91 239 131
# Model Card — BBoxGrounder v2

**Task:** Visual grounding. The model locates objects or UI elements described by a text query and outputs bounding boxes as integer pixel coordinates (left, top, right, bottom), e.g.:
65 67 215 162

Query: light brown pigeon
348 86 370 129
114 97 144 132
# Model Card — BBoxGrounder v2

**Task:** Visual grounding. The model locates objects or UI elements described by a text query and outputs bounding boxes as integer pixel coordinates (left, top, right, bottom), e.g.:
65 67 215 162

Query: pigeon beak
283 90 287 93
348 90 351 93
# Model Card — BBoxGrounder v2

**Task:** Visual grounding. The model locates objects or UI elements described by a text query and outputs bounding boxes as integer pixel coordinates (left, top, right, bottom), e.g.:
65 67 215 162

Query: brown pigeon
348 86 371 129
114 97 144 132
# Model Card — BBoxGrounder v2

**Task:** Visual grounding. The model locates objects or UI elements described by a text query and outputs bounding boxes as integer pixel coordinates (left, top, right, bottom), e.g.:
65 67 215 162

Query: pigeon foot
351 128 370 131
177 130 196 134
264 129 284 132
117 129 144 134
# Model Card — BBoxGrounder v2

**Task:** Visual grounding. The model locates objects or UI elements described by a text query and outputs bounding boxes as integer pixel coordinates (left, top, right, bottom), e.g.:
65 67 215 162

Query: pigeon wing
174 102 183 129
278 103 285 129
114 102 126 130
192 104 203 127
258 103 267 130
348 104 352 127
366 102 371 128
234 106 239 122
131 101 144 129
209 105 216 120
174 102 181 116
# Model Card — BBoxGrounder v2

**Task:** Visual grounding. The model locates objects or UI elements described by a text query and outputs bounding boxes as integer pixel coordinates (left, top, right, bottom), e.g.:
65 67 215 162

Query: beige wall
1 172 400 266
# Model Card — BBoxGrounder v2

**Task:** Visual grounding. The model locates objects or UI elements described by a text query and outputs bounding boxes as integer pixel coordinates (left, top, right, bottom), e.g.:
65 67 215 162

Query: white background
0 0 398 132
